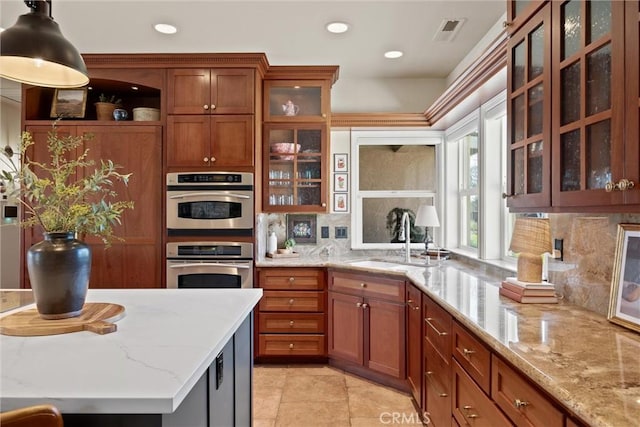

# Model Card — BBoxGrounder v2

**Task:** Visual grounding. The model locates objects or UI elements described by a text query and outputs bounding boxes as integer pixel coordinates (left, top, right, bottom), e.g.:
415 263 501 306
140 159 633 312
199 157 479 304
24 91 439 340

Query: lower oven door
166 260 253 289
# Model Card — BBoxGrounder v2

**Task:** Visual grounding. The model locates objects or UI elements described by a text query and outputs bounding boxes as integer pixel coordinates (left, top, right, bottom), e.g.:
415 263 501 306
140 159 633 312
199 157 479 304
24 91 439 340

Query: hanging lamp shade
0 0 88 88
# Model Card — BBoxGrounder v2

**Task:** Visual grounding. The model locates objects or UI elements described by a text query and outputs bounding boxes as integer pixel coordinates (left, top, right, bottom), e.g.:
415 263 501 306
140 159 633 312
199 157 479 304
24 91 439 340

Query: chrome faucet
399 211 411 263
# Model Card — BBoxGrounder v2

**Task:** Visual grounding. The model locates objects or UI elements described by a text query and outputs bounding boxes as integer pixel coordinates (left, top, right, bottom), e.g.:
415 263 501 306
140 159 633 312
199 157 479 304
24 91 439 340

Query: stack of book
499 277 558 304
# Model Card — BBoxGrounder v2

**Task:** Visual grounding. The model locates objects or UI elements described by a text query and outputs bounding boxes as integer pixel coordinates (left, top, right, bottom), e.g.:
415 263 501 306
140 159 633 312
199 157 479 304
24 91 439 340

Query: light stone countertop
257 255 640 427
0 288 263 414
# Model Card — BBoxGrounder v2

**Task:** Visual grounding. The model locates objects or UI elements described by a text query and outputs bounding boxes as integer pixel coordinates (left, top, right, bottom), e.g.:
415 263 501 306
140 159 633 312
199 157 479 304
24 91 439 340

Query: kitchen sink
347 259 433 271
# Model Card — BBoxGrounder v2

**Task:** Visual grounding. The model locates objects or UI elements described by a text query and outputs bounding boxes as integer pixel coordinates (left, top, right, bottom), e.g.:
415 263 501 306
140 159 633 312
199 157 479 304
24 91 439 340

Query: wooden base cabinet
406 284 423 405
255 268 326 358
328 270 406 381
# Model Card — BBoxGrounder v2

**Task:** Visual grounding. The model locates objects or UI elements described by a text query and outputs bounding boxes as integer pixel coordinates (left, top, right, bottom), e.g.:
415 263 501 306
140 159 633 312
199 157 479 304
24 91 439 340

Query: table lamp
509 218 552 283
415 204 440 264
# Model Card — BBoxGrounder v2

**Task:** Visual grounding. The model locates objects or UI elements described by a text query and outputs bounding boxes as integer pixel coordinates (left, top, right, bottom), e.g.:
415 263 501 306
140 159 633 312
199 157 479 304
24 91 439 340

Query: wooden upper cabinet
263 80 330 122
623 0 640 205
506 3 551 210
167 68 255 115
551 0 626 208
506 0 548 34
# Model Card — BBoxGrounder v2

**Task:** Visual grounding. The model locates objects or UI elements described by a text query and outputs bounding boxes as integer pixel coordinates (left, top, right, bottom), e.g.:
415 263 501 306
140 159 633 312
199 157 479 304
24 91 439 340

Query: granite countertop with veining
257 255 640 427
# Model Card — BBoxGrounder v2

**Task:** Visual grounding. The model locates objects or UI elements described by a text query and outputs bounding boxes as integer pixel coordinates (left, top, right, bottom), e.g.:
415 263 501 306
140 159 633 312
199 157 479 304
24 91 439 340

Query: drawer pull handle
289 343 294 349
466 414 479 419
360 283 367 288
425 317 448 336
289 299 295 305
289 277 295 283
463 406 473 411
289 320 294 326
424 371 447 397
462 348 476 356
356 302 362 308
406 301 420 311
514 399 529 409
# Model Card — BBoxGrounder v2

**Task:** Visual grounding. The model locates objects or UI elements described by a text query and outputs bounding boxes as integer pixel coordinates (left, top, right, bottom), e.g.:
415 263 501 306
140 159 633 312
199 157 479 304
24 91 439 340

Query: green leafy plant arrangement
284 238 296 250
0 123 134 245
97 93 122 106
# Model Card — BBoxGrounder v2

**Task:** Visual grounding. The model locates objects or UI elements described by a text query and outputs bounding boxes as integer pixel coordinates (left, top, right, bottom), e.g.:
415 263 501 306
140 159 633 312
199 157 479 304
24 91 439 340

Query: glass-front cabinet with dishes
264 123 327 212
262 67 338 213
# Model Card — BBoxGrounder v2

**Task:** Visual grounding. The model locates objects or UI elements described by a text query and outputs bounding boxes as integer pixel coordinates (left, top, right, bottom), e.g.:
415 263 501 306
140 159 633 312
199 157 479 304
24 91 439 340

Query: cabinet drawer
452 321 491 394
491 355 564 427
259 268 325 290
259 291 325 312
424 341 451 427
423 296 451 360
259 334 326 356
453 360 512 427
259 313 325 333
329 270 405 302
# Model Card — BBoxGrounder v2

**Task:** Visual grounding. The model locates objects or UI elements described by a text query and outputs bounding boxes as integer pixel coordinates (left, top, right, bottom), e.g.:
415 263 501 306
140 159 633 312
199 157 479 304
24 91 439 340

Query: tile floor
252 364 423 427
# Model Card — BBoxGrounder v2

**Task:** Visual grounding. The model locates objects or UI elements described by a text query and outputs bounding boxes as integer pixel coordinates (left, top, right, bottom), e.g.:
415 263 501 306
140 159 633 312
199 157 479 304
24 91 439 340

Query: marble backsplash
258 212 640 317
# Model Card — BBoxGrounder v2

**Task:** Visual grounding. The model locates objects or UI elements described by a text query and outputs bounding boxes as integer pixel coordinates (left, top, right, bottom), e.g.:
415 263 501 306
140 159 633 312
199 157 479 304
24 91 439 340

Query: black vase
27 232 91 319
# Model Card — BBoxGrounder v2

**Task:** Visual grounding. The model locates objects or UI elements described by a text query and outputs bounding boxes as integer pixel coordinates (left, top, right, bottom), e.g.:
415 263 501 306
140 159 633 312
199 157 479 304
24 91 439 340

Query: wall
548 213 640 316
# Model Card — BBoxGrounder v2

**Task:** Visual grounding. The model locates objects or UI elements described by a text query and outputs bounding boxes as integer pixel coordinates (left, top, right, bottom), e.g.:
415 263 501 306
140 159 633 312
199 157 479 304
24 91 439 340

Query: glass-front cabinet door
506 3 551 209
506 0 547 34
263 80 329 122
551 0 624 207
624 0 640 205
263 124 328 212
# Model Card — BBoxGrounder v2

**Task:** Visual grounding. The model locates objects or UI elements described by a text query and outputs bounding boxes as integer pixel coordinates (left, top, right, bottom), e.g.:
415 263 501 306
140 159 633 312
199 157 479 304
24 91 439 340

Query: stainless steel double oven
166 172 254 289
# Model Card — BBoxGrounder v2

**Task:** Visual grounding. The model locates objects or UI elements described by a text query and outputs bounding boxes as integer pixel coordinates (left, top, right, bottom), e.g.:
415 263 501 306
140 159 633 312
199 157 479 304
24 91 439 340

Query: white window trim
350 129 443 250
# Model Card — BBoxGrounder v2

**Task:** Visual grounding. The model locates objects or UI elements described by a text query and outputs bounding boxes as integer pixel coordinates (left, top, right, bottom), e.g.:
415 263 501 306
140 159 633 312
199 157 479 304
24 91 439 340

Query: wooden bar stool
0 404 63 427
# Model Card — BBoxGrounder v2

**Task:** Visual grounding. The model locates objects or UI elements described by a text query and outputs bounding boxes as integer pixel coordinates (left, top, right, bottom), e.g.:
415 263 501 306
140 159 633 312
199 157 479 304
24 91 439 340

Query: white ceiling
1 0 506 101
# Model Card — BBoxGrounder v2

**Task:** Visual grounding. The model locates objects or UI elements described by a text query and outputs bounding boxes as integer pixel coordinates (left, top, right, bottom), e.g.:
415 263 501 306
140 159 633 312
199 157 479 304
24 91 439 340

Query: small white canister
267 232 277 255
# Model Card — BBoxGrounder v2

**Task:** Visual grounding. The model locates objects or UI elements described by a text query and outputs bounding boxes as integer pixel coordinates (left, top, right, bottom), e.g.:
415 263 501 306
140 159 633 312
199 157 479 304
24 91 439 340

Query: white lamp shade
415 204 439 227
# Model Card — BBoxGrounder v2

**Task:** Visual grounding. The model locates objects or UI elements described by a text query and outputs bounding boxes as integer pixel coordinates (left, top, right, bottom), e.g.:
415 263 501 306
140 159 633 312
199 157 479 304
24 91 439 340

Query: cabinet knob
211 104 216 110
289 277 295 283
360 283 366 288
619 178 635 191
203 104 209 110
462 348 476 356
322 113 327 118
502 192 515 199
514 399 529 409
289 320 294 326
321 202 327 207
289 343 294 349
289 299 295 305
210 156 216 162
362 303 368 309
503 21 512 28
203 157 209 163
356 302 362 308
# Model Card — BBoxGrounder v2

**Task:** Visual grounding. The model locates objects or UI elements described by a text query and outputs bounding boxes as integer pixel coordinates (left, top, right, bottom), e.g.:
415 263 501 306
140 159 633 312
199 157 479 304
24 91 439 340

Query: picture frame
287 214 317 244
50 88 88 118
608 223 640 332
334 173 348 192
334 153 348 172
333 193 348 213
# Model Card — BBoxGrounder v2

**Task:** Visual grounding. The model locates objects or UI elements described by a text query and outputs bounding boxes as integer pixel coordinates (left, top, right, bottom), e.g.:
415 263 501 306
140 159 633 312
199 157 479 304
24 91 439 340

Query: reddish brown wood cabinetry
406 284 423 405
167 68 254 115
328 269 406 383
23 124 163 289
256 268 327 358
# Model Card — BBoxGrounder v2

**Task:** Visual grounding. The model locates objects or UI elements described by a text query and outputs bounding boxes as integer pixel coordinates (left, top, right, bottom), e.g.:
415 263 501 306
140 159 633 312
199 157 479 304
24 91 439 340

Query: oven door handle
168 192 251 200
168 263 251 270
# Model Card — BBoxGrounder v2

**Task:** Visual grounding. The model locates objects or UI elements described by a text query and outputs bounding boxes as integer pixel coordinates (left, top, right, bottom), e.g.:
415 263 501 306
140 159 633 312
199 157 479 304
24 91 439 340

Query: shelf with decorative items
262 66 338 213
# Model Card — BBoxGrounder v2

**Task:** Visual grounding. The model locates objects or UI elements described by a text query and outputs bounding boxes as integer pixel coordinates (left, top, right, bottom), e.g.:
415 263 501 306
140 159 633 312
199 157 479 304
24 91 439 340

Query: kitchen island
0 288 262 427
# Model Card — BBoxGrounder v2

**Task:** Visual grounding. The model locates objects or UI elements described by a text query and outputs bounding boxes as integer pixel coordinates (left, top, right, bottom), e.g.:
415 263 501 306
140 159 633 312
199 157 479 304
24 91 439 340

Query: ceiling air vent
432 18 466 42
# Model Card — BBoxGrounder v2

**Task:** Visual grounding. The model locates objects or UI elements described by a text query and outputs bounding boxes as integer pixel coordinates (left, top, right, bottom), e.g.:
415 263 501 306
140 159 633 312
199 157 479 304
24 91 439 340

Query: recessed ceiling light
326 22 349 34
384 50 403 59
154 23 177 35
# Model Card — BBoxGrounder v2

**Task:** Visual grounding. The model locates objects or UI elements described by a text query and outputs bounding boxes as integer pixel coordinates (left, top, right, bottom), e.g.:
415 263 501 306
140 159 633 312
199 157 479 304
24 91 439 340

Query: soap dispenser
267 231 277 255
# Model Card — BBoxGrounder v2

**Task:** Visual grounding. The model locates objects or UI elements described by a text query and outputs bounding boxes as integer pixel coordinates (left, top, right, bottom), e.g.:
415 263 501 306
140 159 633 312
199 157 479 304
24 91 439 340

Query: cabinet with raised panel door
167 68 254 115
256 268 326 358
328 269 406 384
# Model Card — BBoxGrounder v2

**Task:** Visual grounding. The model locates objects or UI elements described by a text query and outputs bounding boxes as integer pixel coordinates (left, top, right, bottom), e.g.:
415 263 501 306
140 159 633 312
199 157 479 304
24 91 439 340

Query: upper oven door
166 190 254 235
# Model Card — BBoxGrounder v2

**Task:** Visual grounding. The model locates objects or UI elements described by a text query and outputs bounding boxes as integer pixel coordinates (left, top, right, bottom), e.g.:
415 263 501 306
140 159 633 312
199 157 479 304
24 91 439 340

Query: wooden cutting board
0 303 125 336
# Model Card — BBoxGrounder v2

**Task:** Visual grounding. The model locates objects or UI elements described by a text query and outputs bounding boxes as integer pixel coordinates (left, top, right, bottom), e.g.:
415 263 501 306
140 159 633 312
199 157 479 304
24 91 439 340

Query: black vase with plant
1 123 134 319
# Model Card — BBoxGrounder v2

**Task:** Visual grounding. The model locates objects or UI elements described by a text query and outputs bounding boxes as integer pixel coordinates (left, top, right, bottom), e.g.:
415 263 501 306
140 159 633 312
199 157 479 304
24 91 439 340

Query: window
351 129 443 249
458 131 479 250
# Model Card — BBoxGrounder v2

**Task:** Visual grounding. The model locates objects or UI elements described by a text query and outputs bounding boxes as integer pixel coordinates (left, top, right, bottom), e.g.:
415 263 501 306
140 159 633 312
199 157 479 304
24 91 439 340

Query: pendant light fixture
0 0 89 88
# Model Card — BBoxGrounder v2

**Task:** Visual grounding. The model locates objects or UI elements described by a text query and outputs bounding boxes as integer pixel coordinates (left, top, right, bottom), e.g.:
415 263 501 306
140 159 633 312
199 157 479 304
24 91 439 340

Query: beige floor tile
285 364 344 376
254 370 288 390
348 384 415 418
252 418 276 427
253 389 282 419
281 374 347 402
275 401 350 427
344 371 382 388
